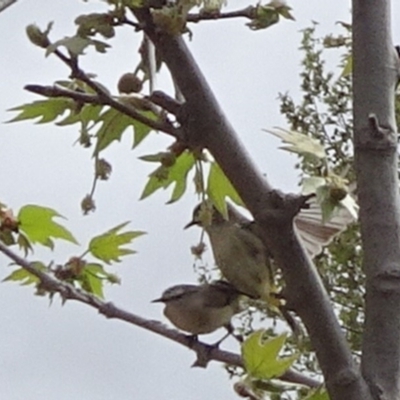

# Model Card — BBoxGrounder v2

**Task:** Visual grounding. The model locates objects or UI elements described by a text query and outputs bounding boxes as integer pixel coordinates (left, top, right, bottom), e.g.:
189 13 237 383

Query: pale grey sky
1 1 399 399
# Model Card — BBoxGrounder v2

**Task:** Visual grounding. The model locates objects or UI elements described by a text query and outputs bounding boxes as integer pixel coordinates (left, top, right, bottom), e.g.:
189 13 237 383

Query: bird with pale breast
152 280 243 336
185 198 356 302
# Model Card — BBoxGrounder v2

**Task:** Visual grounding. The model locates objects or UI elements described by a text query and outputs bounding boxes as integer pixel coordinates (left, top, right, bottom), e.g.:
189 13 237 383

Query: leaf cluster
278 24 364 360
1 203 144 299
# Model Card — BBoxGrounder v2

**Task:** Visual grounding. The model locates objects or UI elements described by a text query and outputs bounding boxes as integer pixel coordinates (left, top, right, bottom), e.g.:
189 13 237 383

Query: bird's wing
294 197 357 258
200 282 237 308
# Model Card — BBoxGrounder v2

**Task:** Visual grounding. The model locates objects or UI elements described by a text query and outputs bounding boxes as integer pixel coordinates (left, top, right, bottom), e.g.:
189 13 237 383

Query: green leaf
265 127 326 161
18 205 78 249
57 104 103 127
8 99 74 124
75 13 115 39
140 150 196 203
2 262 46 286
242 331 298 380
17 233 33 256
89 222 145 264
133 115 154 148
341 54 352 77
207 161 243 217
46 35 110 57
94 108 155 155
79 263 119 298
247 5 279 30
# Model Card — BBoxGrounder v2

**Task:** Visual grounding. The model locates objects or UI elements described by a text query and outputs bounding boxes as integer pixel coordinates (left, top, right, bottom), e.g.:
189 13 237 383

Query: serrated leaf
2 262 46 286
8 99 74 124
18 205 78 249
265 128 326 161
46 35 110 57
242 331 298 380
133 114 155 147
17 233 33 256
89 221 145 264
278 5 295 20
94 108 155 155
207 162 244 217
79 263 111 298
57 104 103 127
140 150 196 203
75 13 115 39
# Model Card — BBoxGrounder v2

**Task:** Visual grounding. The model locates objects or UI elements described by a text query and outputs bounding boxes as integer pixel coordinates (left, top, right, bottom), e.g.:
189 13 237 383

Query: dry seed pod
117 73 143 94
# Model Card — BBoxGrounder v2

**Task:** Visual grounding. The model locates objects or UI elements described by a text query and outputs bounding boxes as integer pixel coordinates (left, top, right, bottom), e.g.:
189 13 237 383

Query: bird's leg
185 334 199 349
210 323 243 348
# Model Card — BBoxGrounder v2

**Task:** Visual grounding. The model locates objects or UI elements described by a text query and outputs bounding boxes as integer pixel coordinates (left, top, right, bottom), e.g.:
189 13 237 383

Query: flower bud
26 24 50 48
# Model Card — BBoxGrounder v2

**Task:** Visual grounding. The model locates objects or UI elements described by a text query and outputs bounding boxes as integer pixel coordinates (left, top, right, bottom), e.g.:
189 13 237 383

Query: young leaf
94 108 155 155
18 205 78 249
341 54 352 77
2 262 46 286
89 222 145 264
78 263 121 298
265 127 326 162
207 161 244 216
8 98 74 124
46 35 110 56
140 150 195 203
57 104 103 127
242 331 298 380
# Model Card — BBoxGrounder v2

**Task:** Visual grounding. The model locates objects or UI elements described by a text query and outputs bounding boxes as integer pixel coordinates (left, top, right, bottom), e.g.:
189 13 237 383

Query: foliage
5 1 400 399
277 23 365 364
1 202 144 299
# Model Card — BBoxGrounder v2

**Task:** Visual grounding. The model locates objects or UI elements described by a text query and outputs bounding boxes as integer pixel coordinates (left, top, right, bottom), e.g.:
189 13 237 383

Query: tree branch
0 0 17 13
186 6 256 23
0 241 320 389
128 8 373 400
24 84 180 139
352 0 400 397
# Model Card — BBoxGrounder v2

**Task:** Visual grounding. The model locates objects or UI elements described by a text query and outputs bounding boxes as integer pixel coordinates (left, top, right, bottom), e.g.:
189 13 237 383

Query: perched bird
152 280 242 336
185 198 355 301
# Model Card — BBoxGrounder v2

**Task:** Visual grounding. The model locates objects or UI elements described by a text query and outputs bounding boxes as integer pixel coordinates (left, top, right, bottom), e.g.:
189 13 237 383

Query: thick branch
129 8 373 400
353 0 400 397
0 242 319 389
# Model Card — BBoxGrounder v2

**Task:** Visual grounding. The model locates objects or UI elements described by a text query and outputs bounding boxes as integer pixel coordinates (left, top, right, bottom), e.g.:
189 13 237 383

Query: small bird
152 280 242 336
185 198 355 301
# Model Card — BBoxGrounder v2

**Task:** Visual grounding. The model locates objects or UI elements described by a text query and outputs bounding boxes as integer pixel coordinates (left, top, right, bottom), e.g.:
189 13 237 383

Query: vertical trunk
353 0 400 397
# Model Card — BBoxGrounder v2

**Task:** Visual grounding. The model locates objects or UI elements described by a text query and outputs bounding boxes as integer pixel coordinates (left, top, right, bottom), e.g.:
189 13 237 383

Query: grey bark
353 0 400 398
130 7 374 400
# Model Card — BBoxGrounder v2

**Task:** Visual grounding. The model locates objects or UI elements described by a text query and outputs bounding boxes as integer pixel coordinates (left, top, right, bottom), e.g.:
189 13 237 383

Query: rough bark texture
129 7 375 400
353 1 400 398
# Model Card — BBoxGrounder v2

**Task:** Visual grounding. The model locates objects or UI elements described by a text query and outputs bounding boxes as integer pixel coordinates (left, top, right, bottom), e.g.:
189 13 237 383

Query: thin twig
29 45 182 139
186 6 256 23
0 0 17 13
0 241 320 388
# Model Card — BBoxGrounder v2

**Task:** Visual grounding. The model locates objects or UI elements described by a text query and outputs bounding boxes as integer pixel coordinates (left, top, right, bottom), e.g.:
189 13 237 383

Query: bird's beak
184 220 196 229
151 297 164 303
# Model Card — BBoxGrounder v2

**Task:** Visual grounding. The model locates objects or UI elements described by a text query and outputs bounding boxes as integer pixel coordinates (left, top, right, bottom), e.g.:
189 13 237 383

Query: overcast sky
1 1 400 400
